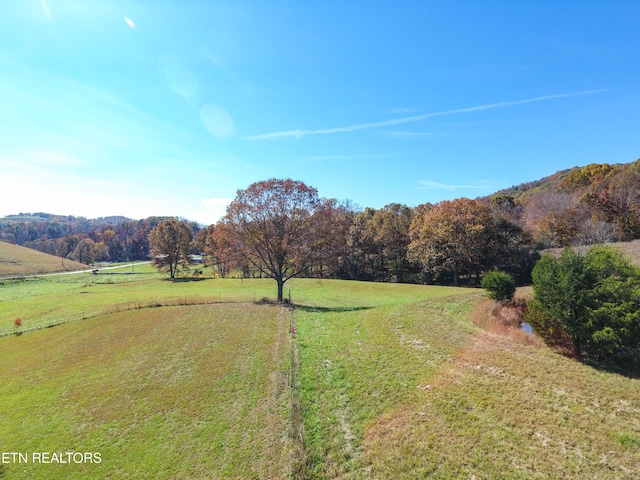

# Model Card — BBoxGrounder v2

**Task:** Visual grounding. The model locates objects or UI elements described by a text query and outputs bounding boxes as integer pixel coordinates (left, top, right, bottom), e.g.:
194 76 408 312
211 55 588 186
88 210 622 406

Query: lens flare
125 17 136 29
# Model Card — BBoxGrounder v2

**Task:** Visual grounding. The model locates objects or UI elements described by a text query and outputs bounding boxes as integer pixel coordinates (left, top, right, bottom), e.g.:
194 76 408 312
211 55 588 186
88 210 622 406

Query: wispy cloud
246 89 610 141
417 180 498 191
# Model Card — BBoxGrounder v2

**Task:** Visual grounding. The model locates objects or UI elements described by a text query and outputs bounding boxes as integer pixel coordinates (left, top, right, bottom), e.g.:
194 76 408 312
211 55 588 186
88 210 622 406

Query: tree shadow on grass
584 359 640 380
293 304 374 314
162 277 210 283
97 272 145 276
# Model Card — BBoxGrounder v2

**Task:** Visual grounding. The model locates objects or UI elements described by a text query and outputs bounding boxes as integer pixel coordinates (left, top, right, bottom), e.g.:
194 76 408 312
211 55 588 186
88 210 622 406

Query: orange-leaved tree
225 178 327 302
410 198 496 286
204 219 247 278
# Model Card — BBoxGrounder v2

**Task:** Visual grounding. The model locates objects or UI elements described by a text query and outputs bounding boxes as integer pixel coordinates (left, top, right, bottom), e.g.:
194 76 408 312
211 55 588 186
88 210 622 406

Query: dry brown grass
614 239 640 265
0 240 87 277
548 239 640 265
470 297 544 348
365 324 640 479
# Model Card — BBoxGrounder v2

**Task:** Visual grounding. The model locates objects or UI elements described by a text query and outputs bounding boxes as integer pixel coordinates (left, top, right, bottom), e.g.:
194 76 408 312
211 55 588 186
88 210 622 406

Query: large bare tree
225 178 324 302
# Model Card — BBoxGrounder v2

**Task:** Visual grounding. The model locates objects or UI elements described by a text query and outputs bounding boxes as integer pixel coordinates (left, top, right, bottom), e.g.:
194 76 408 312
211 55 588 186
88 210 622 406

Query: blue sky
1 1 639 224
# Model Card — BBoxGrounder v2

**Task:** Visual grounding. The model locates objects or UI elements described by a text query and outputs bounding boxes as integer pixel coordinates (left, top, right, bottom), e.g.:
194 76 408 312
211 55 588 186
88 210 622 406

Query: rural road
1 261 152 280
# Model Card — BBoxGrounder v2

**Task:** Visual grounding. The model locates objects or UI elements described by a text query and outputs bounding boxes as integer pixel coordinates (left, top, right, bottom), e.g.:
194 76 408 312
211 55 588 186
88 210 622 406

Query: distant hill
487 168 573 201
0 214 196 263
481 158 640 247
487 159 640 202
0 241 88 277
0 213 132 224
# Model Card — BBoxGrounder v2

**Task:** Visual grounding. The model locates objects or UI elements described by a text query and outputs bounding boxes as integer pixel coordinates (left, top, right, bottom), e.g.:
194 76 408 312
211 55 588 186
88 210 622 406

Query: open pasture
0 303 291 479
0 267 462 337
1 272 639 478
296 293 640 478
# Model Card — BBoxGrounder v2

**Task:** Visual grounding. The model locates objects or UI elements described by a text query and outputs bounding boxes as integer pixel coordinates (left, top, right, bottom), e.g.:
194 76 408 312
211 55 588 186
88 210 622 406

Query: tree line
0 214 201 264
5 159 639 275
149 179 539 296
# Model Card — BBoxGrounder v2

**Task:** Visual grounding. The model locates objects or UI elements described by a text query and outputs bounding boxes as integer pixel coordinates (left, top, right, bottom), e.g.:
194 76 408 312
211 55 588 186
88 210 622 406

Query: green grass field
0 303 291 479
1 267 639 479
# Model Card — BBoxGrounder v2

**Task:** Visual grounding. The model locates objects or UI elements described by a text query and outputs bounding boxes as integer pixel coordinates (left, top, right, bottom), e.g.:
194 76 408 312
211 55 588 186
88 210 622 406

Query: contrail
246 89 610 141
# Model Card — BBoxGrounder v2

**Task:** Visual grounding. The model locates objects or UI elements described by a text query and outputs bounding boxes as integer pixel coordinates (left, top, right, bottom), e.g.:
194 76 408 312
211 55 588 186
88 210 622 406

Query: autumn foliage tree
410 198 536 286
600 170 640 240
204 220 247 278
149 218 194 278
70 237 96 264
347 208 380 281
225 178 327 302
523 193 581 247
308 198 355 278
409 198 497 286
369 204 415 282
343 204 418 282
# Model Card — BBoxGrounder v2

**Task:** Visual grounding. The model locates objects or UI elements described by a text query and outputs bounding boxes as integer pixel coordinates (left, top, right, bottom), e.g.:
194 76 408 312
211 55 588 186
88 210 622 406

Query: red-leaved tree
225 179 328 302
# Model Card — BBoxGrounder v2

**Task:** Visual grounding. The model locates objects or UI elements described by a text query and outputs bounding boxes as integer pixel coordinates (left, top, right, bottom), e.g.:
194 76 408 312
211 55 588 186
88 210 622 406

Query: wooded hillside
484 158 640 247
2 158 639 284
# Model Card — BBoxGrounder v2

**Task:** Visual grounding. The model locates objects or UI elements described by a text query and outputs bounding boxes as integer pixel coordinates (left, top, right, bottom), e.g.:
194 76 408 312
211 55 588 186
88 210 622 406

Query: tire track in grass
289 305 305 479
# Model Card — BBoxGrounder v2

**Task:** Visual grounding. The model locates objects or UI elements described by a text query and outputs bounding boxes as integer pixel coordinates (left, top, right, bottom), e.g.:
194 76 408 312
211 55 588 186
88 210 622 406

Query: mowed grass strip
0 303 291 479
294 286 640 479
294 292 477 479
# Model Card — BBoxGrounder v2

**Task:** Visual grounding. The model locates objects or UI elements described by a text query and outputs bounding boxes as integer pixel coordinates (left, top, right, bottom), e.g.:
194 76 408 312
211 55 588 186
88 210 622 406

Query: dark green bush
524 301 578 358
530 246 640 367
481 271 516 302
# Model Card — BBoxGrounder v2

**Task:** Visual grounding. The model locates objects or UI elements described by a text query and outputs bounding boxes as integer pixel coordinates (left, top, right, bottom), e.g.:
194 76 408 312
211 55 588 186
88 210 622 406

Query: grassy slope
1 274 639 478
363 322 640 479
607 239 640 265
292 283 639 479
0 240 87 277
0 303 291 479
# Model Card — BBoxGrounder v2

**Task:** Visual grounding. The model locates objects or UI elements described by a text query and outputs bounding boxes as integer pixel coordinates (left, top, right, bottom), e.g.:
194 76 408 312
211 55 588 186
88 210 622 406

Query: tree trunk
453 265 459 287
396 257 404 283
277 277 284 302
